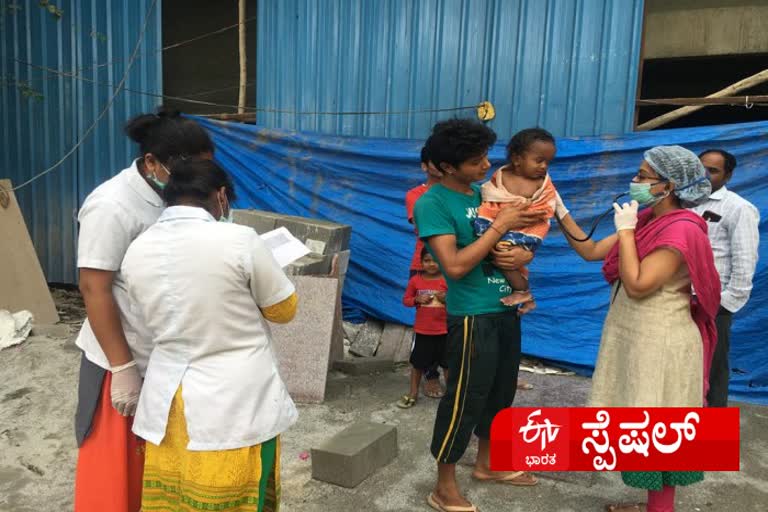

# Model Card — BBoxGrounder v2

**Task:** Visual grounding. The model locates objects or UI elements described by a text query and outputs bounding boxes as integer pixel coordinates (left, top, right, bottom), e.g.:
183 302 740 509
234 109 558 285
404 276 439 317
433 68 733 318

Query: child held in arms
472 128 560 312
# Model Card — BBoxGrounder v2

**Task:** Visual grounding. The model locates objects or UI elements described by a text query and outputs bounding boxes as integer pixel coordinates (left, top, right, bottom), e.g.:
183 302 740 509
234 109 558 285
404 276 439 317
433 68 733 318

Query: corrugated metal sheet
256 0 644 139
1 0 162 283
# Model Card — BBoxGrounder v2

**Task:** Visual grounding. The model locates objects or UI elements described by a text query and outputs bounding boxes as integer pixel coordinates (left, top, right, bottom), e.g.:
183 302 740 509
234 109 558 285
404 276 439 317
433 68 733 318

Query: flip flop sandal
396 395 417 409
517 381 534 391
427 492 478 512
605 504 646 512
472 470 538 486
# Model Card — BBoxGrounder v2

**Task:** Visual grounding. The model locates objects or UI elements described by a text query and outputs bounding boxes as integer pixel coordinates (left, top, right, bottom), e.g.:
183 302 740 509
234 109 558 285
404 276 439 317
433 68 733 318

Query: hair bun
156 106 181 119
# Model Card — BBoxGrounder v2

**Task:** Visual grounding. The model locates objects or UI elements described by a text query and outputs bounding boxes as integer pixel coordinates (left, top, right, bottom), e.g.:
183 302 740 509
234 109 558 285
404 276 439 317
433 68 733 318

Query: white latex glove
554 191 569 219
613 200 639 231
110 360 141 416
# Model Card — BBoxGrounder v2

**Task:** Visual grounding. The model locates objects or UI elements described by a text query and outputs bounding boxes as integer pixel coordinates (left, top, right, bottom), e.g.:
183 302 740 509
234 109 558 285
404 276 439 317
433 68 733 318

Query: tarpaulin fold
194 117 767 405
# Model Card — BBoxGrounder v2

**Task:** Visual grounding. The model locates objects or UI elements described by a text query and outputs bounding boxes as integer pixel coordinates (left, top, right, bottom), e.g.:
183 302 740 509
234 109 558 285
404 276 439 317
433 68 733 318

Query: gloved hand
554 191 569 219
110 360 141 416
613 200 639 231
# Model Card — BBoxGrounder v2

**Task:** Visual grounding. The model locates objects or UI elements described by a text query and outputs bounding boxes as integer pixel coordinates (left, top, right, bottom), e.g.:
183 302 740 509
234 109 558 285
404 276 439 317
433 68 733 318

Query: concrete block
393 327 414 363
333 357 393 375
233 209 279 234
284 254 333 276
278 215 351 256
342 321 363 342
348 319 384 357
270 275 339 403
0 180 59 324
311 422 398 488
30 323 71 339
376 323 406 360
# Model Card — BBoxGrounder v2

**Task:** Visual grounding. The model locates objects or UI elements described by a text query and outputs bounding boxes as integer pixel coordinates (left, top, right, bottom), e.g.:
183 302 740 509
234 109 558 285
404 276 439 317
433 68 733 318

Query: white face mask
218 192 233 223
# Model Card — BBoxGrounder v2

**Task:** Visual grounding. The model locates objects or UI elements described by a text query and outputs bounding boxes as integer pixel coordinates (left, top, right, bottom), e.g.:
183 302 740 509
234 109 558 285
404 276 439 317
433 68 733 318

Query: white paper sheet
260 227 311 268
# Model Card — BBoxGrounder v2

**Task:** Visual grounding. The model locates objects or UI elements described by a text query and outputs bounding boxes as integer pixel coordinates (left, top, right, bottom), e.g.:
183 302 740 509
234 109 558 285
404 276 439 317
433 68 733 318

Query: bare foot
518 299 536 315
500 290 533 307
424 378 445 399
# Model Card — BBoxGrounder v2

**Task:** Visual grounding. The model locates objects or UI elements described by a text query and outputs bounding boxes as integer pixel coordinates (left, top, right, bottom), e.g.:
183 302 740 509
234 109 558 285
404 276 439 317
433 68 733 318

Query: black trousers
431 312 522 464
707 307 733 407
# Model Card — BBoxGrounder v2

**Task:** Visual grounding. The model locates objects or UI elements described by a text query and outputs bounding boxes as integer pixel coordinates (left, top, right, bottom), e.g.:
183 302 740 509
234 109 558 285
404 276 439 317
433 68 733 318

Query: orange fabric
74 372 145 512
406 184 429 271
478 170 557 241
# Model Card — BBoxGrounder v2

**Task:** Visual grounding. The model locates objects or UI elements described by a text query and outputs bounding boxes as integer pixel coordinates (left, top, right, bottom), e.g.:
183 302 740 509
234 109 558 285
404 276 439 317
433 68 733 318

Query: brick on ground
311 422 398 488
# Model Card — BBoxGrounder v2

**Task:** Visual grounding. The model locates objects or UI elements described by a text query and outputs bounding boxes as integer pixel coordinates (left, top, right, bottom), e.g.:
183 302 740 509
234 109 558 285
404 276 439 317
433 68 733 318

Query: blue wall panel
256 0 644 139
1 0 162 283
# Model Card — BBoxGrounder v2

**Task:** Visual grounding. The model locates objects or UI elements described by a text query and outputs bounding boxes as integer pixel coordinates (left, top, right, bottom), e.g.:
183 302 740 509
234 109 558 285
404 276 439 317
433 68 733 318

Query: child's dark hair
506 128 555 161
125 106 214 165
163 158 236 207
699 149 737 174
420 144 430 165
420 246 432 261
426 119 497 173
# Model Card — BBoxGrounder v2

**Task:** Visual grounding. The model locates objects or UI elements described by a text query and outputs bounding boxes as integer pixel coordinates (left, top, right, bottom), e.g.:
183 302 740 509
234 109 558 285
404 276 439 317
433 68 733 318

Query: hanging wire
4 0 159 193
14 59 481 116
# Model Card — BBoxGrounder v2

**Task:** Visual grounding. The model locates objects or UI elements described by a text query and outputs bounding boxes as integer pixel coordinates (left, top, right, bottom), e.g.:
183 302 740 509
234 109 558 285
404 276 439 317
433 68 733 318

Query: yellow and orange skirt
142 388 280 512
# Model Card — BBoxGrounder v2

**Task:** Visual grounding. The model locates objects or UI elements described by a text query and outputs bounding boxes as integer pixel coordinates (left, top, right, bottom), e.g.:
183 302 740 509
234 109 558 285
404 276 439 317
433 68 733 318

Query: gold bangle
489 224 503 235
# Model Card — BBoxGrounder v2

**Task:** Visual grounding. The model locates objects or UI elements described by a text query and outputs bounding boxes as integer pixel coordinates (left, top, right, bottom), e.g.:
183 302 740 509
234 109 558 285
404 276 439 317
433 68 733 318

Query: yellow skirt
142 388 280 512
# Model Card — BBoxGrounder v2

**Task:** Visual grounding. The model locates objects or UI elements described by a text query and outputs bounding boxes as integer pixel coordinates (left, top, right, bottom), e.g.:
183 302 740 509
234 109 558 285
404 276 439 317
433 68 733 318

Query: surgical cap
643 145 712 207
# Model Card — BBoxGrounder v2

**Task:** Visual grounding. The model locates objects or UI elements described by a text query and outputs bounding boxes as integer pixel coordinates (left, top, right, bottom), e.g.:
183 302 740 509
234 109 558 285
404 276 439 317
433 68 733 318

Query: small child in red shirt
397 248 448 408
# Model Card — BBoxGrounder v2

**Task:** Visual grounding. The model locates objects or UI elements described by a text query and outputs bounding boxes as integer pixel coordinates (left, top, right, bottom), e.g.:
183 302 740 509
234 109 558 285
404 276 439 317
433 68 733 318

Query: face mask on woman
148 163 172 190
217 192 234 223
629 181 669 207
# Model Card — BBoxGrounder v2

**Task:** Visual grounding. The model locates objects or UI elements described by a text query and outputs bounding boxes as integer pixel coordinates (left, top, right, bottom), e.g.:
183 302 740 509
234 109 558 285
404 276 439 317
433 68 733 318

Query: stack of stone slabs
233 209 351 403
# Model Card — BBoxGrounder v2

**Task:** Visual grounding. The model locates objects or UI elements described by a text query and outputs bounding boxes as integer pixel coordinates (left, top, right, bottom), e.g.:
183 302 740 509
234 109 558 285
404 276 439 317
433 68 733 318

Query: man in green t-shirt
414 119 546 512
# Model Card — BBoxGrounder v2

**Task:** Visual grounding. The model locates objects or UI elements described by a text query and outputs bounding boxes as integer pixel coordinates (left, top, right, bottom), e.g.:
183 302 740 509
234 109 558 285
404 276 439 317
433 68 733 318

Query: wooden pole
636 68 768 131
637 95 768 107
237 0 247 114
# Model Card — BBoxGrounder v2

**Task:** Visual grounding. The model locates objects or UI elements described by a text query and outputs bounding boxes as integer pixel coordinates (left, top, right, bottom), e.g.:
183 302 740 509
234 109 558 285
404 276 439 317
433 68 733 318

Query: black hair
699 149 737 174
125 106 214 165
163 158 236 207
506 127 555 161
420 145 430 165
425 119 497 173
420 246 432 261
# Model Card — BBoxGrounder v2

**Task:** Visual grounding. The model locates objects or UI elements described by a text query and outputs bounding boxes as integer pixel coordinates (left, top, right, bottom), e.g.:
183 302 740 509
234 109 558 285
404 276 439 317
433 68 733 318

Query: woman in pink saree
555 145 720 512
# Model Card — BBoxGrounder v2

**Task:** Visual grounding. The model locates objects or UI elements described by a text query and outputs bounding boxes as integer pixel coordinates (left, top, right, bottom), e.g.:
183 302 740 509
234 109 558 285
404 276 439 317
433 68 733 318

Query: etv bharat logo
517 409 562 467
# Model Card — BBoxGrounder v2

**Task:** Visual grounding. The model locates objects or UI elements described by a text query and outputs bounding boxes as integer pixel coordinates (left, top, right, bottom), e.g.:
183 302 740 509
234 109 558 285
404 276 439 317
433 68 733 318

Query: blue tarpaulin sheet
194 117 767 405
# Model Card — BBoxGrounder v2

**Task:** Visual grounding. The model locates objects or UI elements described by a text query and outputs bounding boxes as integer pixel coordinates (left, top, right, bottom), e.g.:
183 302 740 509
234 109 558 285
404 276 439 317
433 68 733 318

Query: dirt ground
1 289 766 512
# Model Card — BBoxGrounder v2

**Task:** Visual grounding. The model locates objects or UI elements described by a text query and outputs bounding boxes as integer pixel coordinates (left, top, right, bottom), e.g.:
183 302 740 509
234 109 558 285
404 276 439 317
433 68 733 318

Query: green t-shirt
413 183 510 316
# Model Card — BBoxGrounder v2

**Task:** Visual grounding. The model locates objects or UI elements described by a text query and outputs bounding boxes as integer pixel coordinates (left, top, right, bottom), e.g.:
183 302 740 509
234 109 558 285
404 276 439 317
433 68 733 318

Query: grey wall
644 0 768 58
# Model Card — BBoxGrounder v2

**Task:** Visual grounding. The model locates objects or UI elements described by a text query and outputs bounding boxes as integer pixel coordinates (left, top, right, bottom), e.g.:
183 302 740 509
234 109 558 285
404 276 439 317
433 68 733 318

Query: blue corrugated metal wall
256 0 644 139
1 0 162 283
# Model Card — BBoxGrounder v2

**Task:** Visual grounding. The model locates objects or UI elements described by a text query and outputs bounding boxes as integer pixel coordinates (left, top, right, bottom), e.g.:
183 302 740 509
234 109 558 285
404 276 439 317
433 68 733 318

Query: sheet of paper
260 227 311 267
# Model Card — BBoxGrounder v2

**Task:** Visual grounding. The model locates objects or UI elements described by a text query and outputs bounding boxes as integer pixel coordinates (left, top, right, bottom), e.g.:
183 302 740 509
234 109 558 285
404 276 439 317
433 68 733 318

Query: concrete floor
0 290 765 511
280 368 768 512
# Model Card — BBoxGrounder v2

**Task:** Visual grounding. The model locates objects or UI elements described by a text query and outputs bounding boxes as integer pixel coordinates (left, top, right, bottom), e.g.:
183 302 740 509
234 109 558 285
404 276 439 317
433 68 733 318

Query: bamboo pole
637 95 768 107
636 68 768 130
237 0 247 114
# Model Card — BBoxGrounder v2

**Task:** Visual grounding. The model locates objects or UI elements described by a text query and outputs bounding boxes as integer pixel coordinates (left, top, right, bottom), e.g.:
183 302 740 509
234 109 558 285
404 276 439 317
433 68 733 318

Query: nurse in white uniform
73 108 214 512
121 158 298 512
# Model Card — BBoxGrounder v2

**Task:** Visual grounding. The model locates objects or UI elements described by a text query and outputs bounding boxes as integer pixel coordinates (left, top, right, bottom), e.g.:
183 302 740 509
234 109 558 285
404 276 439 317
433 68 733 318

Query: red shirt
405 184 429 271
403 273 448 335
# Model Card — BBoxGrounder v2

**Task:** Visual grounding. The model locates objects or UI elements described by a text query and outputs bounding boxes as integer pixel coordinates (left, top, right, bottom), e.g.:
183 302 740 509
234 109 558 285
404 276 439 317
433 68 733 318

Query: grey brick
311 422 398 488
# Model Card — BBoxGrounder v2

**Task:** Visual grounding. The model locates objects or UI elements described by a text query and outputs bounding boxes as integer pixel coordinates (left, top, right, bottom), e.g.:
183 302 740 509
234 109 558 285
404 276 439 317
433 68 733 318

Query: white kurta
121 206 297 450
75 160 164 374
